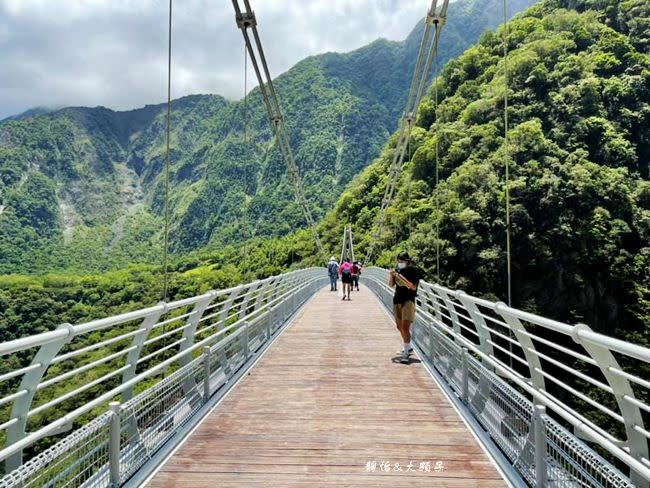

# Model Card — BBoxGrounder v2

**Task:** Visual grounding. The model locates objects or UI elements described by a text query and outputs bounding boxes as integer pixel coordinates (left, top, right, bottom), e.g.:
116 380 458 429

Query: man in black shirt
389 251 420 364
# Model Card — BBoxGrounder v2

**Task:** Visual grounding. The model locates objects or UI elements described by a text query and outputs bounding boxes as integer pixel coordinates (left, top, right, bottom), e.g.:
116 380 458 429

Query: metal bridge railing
364 267 649 488
1 266 648 487
0 268 327 486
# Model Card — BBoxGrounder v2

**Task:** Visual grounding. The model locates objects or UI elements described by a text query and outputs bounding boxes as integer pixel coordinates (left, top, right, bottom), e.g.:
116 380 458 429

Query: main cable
162 0 173 302
232 0 327 263
363 0 450 266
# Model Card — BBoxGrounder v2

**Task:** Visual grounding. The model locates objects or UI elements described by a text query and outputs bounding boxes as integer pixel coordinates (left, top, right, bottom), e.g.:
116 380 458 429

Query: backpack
327 261 338 275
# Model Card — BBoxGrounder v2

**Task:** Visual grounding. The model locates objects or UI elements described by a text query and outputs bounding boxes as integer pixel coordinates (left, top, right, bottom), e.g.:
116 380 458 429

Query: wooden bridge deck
146 285 507 487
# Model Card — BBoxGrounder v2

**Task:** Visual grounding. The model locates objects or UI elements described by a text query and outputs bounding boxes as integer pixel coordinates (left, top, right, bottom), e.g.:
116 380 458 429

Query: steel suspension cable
502 0 514 370
242 43 249 262
340 225 346 264
503 0 512 308
232 0 327 263
244 45 248 156
162 0 173 302
363 0 450 266
407 134 412 236
434 24 440 284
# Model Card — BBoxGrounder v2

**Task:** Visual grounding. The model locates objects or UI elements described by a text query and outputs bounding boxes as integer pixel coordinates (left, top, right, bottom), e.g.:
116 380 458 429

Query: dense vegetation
0 0 533 275
0 0 647 472
320 0 649 342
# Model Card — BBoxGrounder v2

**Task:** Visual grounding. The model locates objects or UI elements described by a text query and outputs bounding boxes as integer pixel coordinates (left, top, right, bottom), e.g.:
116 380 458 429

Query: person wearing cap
327 256 339 291
389 251 421 363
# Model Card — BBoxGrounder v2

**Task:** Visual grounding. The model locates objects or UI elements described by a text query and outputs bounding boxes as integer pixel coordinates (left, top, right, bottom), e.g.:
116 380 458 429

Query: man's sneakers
398 345 413 364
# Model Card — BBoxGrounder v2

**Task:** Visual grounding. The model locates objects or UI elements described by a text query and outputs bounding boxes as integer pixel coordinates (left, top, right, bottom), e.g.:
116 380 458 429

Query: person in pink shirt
339 258 354 300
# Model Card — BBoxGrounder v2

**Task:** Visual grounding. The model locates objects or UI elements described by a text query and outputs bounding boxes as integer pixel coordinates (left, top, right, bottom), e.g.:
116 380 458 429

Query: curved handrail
1 266 648 487
0 267 327 474
363 266 649 487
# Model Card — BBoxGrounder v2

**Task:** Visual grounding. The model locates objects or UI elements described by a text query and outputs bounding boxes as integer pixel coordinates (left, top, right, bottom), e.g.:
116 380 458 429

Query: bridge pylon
339 224 355 263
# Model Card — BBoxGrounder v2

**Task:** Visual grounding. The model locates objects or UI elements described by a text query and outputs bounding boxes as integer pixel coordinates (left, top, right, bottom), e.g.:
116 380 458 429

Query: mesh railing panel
544 419 634 488
0 271 327 487
364 271 636 487
118 356 206 481
0 414 111 488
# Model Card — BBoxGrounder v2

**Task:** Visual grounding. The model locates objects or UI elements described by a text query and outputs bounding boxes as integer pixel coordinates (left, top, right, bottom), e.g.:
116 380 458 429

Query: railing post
217 288 241 332
456 291 495 362
494 302 546 391
177 293 217 404
533 404 547 487
269 275 285 305
5 322 74 472
203 346 211 403
238 283 260 321
121 304 167 402
253 280 272 315
266 312 272 341
570 323 649 486
461 347 469 402
109 401 122 487
431 286 453 331
179 293 216 368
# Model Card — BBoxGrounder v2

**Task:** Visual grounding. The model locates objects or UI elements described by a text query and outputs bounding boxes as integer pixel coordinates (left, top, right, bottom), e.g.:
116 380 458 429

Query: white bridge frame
364 268 649 488
0 268 647 487
0 268 326 486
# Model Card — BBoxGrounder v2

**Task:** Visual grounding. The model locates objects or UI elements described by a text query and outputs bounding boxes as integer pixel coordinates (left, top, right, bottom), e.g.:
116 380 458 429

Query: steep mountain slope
317 0 649 336
0 0 535 274
0 1 647 453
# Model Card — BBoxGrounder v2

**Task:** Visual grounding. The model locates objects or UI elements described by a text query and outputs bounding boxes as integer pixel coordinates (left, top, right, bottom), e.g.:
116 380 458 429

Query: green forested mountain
0 0 647 452
0 0 535 275
1 0 646 342
317 0 650 339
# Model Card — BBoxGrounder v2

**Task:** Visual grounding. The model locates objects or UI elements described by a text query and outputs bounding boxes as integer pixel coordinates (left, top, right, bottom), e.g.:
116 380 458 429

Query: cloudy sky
0 0 428 119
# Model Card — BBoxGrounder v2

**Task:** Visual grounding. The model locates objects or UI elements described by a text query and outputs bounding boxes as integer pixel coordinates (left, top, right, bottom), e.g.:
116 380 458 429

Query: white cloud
0 0 427 118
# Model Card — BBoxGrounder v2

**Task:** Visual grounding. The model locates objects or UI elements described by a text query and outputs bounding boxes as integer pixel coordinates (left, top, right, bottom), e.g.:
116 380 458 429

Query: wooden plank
147 285 507 487
152 472 508 487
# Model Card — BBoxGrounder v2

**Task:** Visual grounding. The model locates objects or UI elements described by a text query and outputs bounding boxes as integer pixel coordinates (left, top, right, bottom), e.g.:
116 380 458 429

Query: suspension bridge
0 0 648 487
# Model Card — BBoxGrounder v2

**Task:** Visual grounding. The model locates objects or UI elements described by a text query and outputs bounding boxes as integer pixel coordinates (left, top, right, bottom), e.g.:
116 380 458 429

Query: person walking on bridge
327 256 339 291
339 258 353 300
389 251 421 364
352 261 361 291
